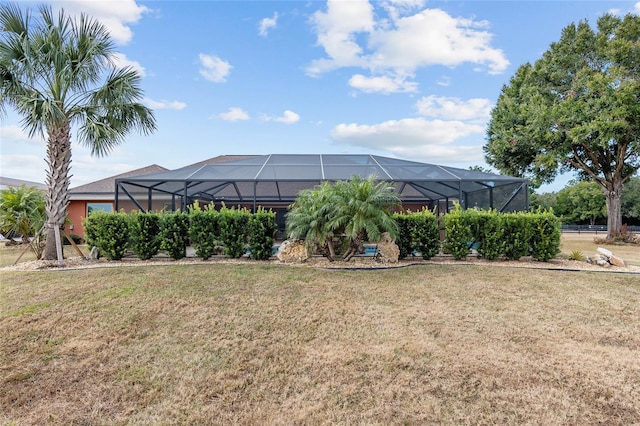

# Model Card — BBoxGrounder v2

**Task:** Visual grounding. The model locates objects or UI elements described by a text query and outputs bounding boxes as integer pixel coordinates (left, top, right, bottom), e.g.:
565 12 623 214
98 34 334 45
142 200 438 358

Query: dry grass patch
560 233 640 266
1 263 639 425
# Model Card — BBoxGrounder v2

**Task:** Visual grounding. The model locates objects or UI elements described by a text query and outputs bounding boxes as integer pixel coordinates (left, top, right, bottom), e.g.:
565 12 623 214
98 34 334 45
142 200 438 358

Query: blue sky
1 0 639 192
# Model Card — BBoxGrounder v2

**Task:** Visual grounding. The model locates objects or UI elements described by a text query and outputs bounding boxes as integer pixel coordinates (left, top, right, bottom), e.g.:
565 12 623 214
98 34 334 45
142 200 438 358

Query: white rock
597 247 613 258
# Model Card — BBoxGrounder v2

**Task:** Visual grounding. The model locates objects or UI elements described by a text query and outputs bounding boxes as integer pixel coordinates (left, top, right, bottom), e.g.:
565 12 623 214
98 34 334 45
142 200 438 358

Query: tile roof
70 164 169 194
69 156 255 195
0 176 47 190
176 155 257 170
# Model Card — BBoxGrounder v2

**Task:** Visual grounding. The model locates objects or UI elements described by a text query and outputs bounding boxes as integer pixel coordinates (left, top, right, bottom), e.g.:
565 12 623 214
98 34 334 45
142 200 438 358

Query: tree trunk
42 123 72 261
604 179 623 239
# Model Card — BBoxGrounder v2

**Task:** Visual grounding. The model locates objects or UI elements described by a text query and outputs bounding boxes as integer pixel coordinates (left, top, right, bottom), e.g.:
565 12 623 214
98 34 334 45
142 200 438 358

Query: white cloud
307 1 509 92
49 0 150 45
381 0 425 21
219 107 250 121
635 2 640 14
112 52 146 77
436 76 451 87
307 0 374 75
368 8 509 75
0 125 46 146
259 12 278 37
276 110 300 124
415 95 492 121
198 54 232 83
330 117 484 163
348 74 418 94
143 98 187 110
0 155 47 183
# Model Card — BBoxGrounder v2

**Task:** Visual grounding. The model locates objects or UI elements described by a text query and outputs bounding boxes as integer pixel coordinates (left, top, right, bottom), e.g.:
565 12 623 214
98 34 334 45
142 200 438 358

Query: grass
559 233 640 266
1 258 639 424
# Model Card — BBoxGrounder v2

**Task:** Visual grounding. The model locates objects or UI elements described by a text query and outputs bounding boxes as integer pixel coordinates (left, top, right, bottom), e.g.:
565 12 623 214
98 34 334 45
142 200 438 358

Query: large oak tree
485 14 639 238
0 4 156 261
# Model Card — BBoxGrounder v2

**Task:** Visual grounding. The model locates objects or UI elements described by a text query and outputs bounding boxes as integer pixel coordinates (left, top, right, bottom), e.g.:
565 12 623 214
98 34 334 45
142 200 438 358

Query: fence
561 225 640 235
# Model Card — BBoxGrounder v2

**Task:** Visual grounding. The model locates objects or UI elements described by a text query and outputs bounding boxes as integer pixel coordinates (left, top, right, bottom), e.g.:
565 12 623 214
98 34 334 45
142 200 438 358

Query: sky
1 0 639 193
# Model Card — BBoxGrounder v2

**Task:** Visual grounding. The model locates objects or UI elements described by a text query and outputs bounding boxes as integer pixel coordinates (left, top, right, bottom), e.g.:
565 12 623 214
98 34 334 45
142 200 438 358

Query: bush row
393 208 440 260
395 205 561 262
83 204 277 261
442 205 561 261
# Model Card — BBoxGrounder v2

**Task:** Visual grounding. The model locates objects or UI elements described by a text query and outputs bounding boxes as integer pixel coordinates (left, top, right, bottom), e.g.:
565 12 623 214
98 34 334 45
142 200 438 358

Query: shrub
83 211 130 260
62 233 84 246
393 214 414 260
469 209 504 260
394 208 440 260
248 207 277 260
443 204 472 260
569 250 585 261
129 212 161 260
412 208 440 260
219 205 251 258
529 209 561 262
189 202 220 260
159 212 190 260
501 212 533 260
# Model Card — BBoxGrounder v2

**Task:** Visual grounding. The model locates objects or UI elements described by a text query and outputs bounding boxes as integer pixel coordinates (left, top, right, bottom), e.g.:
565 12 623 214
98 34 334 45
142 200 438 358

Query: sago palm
0 185 46 241
0 4 156 261
286 181 339 260
330 176 400 261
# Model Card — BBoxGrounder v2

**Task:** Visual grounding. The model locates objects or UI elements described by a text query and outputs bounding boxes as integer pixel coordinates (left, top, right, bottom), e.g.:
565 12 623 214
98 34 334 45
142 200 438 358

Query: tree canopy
554 181 607 225
621 175 640 223
485 13 640 237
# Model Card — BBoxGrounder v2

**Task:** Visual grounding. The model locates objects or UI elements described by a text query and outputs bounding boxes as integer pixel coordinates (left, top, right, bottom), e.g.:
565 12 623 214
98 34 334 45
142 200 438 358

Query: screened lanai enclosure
115 154 528 215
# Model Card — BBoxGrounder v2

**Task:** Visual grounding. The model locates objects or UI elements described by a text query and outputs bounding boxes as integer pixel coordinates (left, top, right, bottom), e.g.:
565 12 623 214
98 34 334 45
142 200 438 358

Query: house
66 155 253 239
66 164 168 238
0 176 46 191
66 154 529 240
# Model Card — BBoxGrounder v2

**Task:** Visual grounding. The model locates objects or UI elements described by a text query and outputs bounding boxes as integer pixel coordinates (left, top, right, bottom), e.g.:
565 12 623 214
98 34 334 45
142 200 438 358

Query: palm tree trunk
326 239 336 261
42 123 72 261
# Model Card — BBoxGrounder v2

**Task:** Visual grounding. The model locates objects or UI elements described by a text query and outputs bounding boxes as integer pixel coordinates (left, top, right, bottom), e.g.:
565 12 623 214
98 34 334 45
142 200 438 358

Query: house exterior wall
66 199 167 239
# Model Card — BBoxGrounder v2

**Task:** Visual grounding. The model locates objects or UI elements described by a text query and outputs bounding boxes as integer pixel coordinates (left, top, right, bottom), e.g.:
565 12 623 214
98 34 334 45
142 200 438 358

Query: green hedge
441 206 561 262
83 204 278 262
218 205 251 259
501 212 533 260
529 209 561 261
82 205 561 263
159 212 190 260
129 212 161 260
443 204 473 260
189 202 220 260
83 211 130 260
248 207 277 260
393 208 440 260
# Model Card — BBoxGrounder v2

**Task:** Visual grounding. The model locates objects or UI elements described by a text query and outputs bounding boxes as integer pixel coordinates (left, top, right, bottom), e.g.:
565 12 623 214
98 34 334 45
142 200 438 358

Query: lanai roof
115 154 528 212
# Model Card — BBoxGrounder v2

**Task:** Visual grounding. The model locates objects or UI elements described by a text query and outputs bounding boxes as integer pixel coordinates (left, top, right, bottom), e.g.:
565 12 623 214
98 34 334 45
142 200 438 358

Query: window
87 203 113 215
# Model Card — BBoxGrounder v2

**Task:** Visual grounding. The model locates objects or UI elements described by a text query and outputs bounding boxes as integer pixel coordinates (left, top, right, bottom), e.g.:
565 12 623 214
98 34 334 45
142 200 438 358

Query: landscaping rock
595 247 628 267
89 246 100 260
597 247 613 258
586 254 611 267
277 240 309 263
375 233 399 263
608 254 628 267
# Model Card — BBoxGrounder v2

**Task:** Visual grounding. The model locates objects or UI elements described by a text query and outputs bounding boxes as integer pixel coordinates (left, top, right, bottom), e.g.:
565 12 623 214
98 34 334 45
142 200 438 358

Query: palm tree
0 4 156 261
286 181 339 260
330 176 400 261
286 176 400 261
0 185 46 259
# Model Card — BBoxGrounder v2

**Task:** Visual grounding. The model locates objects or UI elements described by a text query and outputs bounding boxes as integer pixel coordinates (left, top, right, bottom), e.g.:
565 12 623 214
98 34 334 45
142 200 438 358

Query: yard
1 234 639 424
